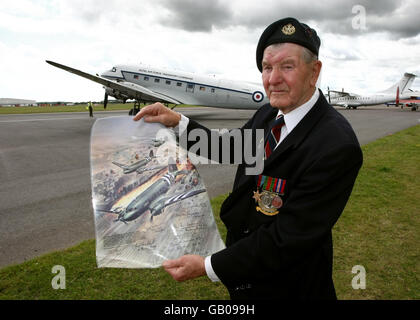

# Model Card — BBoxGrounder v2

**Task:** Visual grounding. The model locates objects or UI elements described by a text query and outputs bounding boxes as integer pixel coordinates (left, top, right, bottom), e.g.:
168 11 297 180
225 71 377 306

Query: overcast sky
1 0 420 102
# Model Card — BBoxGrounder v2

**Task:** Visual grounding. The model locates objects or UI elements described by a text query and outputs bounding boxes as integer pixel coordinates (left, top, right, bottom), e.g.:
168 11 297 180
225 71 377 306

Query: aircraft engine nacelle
104 86 130 102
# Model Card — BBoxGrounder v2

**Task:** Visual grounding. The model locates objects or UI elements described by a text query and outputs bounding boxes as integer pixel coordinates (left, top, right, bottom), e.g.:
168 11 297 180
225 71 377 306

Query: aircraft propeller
104 92 108 109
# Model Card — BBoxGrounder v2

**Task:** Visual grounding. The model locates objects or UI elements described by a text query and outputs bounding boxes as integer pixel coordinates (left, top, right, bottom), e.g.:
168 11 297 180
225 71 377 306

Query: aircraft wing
148 188 206 221
328 89 351 97
162 188 206 208
162 189 206 214
112 161 128 169
136 165 166 174
46 60 182 104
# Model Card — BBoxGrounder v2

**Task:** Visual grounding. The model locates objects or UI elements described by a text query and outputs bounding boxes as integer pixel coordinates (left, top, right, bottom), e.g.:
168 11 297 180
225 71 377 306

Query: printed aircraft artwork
90 117 225 268
112 150 162 174
46 60 269 114
100 161 205 223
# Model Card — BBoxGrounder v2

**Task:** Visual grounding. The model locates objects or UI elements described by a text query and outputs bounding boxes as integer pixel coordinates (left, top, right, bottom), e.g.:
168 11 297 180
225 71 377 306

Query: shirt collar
276 88 319 134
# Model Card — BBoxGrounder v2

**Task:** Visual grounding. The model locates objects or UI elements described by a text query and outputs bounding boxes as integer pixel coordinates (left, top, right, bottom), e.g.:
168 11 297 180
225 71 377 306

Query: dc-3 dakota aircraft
46 60 269 113
112 150 163 174
326 72 417 110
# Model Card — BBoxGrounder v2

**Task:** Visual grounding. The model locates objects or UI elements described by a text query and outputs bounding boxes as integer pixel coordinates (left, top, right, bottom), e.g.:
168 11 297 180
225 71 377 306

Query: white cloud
0 0 419 102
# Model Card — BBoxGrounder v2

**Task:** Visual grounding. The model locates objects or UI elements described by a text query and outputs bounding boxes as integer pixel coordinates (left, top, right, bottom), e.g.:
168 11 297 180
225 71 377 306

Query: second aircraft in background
326 72 417 109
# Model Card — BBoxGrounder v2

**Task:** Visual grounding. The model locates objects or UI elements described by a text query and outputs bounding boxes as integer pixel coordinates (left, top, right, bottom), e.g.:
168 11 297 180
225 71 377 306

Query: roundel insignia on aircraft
252 91 264 103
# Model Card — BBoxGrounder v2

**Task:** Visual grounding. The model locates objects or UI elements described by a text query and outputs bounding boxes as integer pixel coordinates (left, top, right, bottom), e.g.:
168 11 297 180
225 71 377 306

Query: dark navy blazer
185 90 363 299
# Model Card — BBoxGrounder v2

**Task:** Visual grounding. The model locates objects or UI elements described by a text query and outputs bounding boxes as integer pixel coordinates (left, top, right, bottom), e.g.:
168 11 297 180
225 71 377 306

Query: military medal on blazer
253 175 286 216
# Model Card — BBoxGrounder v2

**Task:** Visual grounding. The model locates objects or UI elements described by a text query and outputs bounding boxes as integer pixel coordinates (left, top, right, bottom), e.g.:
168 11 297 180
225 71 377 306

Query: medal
254 175 286 216
253 190 262 202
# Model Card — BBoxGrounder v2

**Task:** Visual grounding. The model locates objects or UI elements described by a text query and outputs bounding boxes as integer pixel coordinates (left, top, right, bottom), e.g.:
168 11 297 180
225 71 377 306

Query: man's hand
133 102 181 128
162 255 206 282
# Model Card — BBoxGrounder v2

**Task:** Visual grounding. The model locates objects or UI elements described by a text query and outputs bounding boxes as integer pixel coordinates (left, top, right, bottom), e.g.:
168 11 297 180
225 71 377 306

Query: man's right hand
133 102 181 128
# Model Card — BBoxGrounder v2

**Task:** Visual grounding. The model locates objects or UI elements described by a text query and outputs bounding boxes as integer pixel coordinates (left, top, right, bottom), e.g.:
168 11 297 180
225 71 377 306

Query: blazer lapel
264 92 329 169
232 92 329 190
231 106 277 190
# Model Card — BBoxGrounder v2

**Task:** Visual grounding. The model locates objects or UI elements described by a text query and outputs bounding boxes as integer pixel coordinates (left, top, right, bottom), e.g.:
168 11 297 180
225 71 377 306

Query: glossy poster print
90 117 225 268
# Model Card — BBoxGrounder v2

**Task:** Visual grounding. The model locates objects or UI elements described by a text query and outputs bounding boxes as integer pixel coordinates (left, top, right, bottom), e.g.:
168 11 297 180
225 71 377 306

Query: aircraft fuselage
117 171 176 222
331 93 401 107
101 65 269 109
121 159 150 174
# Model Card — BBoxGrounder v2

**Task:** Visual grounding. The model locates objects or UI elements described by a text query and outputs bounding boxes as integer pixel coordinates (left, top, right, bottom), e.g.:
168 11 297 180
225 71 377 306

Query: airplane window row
132 73 216 93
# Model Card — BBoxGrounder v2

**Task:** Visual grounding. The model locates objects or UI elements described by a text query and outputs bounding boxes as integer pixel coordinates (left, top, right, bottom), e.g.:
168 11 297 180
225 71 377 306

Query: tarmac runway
0 105 419 267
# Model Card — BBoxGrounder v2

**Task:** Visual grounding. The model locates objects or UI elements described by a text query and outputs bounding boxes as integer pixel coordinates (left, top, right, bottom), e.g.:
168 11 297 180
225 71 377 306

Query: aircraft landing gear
129 101 141 116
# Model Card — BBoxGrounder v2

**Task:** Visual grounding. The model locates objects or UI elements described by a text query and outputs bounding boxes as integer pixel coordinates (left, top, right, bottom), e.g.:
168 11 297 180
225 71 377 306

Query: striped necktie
265 115 285 159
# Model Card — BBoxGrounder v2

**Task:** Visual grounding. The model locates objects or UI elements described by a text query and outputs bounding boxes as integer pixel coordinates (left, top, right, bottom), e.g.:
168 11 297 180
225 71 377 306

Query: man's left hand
162 255 206 282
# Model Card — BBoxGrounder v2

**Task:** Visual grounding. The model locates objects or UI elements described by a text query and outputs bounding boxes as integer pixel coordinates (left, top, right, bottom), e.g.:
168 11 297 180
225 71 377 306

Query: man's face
261 43 321 113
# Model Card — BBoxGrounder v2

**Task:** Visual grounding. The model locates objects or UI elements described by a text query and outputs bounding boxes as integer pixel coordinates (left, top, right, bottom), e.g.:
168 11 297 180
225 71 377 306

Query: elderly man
134 17 363 300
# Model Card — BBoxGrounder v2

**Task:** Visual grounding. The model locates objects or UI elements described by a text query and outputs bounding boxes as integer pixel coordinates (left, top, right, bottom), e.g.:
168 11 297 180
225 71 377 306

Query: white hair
266 43 318 64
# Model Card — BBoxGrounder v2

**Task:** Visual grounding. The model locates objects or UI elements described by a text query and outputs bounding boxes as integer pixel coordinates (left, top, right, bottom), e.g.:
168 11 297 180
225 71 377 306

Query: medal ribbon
256 175 286 194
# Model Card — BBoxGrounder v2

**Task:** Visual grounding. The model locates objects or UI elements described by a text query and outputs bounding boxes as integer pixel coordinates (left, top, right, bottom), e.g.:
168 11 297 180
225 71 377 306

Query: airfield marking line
0 117 91 123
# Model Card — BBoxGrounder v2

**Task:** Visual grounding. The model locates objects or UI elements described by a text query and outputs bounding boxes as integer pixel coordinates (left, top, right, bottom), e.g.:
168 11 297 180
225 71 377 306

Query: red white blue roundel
252 91 264 103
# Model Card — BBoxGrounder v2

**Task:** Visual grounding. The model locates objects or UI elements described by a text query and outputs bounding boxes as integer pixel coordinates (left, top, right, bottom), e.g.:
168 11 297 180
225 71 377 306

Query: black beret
256 17 321 72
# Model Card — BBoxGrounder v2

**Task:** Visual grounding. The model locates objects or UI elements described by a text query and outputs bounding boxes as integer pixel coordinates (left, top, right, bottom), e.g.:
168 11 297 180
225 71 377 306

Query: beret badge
281 23 296 35
256 17 321 72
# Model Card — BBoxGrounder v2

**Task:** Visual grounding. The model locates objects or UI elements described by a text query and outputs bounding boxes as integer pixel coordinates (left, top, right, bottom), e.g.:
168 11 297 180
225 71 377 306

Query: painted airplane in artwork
100 162 205 223
112 150 160 174
326 72 417 109
46 60 269 113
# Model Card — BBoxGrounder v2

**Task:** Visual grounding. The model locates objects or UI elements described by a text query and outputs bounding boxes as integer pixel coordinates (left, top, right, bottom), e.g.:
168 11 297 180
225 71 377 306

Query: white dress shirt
274 88 319 147
175 88 320 282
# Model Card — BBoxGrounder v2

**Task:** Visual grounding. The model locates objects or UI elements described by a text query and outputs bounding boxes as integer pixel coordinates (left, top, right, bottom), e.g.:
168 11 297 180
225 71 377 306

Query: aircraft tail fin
381 73 416 94
402 75 416 93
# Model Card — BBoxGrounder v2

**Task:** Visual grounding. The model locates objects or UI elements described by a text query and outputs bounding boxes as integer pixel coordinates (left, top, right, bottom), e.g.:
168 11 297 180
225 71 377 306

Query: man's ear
311 60 322 87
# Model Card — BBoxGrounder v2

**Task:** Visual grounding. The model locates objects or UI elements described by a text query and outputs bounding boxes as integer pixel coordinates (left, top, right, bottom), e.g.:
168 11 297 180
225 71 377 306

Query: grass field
0 125 418 300
0 103 192 115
